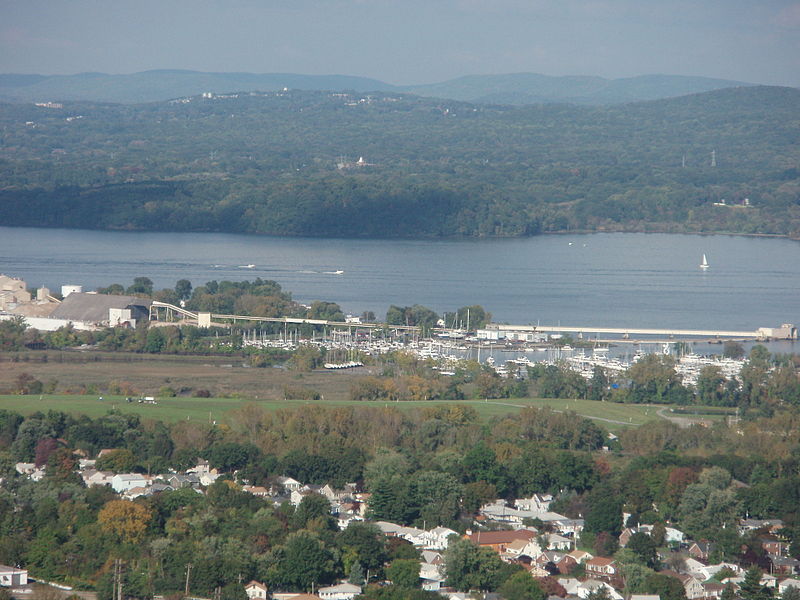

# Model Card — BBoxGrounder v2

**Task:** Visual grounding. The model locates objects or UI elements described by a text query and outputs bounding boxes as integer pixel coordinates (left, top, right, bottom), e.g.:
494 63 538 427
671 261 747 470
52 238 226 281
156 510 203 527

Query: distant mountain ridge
405 73 758 105
0 69 759 105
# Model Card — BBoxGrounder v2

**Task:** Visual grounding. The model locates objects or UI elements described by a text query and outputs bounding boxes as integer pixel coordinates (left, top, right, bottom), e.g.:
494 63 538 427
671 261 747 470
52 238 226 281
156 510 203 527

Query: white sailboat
700 254 709 270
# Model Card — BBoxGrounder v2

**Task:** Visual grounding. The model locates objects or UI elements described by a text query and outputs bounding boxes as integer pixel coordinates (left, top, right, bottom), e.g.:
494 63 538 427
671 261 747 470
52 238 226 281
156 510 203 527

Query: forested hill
0 69 754 105
0 85 798 239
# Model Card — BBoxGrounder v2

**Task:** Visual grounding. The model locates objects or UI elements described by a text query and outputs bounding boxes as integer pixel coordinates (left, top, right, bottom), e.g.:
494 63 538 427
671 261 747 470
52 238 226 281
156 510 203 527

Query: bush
283 385 321 401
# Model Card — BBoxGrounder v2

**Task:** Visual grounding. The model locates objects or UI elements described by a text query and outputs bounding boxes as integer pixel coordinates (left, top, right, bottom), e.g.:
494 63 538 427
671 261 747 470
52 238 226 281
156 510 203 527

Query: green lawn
0 394 663 431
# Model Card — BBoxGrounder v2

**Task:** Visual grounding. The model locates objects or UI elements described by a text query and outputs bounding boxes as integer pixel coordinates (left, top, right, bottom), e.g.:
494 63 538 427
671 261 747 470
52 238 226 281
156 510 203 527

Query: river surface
1 227 798 334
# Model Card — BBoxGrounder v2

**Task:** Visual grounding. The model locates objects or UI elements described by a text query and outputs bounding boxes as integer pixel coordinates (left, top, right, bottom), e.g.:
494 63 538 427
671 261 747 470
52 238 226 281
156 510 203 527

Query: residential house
572 579 623 600
168 474 201 489
771 557 800 576
198 471 221 486
14 463 45 481
659 571 703 600
317 582 361 600
672 572 704 600
82 469 114 487
545 533 573 551
123 486 150 500
759 538 787 557
242 485 271 498
688 541 715 562
420 562 444 591
535 551 566 574
552 518 585 537
78 458 97 470
697 563 744 581
683 558 708 577
739 519 784 535
111 473 148 493
467 529 538 554
419 526 458 550
244 581 268 600
275 475 303 493
584 557 618 582
504 539 534 561
701 582 726 599
187 459 212 475
515 493 554 513
567 549 593 564
374 521 426 546
779 579 800 595
723 574 777 590
421 551 444 566
0 565 28 587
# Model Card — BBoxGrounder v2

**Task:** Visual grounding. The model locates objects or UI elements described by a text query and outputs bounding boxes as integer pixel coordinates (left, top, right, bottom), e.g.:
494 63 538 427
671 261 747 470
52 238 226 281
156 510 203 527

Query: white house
0 565 28 587
515 493 554 513
779 579 800 594
111 473 148 493
244 581 268 600
83 470 114 487
574 580 624 600
419 526 458 550
318 582 361 600
420 562 444 591
275 475 303 492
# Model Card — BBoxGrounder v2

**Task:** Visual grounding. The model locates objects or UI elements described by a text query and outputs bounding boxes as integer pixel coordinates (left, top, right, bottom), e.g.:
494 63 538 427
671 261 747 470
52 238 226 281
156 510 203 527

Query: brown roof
469 529 537 545
587 557 616 566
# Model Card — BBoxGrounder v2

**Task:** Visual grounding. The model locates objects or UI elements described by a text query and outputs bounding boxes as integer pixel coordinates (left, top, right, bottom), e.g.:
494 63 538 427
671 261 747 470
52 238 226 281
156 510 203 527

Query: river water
1 227 798 336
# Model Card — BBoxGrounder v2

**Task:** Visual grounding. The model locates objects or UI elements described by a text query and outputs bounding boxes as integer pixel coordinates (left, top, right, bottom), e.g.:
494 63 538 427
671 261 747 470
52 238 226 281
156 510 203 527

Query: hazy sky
2 0 799 86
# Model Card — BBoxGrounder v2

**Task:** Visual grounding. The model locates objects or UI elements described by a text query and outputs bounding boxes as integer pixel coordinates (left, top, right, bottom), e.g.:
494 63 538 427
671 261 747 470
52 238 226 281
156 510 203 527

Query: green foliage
386 559 421 588
499 571 546 600
626 532 658 568
584 487 623 536
96 448 137 473
2 88 800 238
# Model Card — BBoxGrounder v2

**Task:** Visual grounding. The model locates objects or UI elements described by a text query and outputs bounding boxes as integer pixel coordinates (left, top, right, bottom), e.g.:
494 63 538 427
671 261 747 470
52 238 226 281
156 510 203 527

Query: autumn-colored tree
98 500 153 544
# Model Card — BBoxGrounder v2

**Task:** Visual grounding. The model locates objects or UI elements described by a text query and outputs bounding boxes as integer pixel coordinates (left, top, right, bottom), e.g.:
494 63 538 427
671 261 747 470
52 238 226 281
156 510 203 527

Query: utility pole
113 559 124 600
185 563 193 597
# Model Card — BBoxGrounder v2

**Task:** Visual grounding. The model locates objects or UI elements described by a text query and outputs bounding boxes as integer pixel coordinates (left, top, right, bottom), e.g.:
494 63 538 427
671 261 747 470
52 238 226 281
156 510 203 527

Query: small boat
238 264 256 269
700 254 709 270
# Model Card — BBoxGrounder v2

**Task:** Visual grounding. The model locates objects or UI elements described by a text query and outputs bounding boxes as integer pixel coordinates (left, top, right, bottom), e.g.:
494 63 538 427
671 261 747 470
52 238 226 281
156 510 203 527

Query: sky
1 0 799 86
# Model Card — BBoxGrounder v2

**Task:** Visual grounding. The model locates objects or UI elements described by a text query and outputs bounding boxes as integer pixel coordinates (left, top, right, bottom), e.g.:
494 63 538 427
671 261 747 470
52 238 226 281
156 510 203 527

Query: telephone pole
185 563 193 597
113 559 124 600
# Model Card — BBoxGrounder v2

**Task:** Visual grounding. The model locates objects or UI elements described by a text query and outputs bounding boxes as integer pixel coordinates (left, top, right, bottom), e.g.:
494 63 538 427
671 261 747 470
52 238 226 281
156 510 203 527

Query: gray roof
51 292 150 323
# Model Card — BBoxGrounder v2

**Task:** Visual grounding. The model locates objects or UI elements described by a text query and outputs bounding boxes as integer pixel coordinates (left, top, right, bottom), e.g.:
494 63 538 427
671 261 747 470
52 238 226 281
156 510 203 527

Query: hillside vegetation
0 86 798 238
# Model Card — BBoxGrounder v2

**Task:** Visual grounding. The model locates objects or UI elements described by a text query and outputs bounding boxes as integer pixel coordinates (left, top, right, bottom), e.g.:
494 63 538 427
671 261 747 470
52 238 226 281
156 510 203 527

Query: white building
244 581 268 600
0 565 28 587
111 473 148 493
318 582 361 600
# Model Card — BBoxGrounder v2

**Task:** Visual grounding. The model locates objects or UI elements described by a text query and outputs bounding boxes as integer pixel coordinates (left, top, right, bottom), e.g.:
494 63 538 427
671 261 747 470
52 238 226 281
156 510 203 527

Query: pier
483 323 797 341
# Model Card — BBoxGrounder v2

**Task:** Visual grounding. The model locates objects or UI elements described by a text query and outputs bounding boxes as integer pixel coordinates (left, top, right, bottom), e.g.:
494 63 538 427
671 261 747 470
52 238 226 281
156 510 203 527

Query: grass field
0 351 699 431
0 393 663 431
